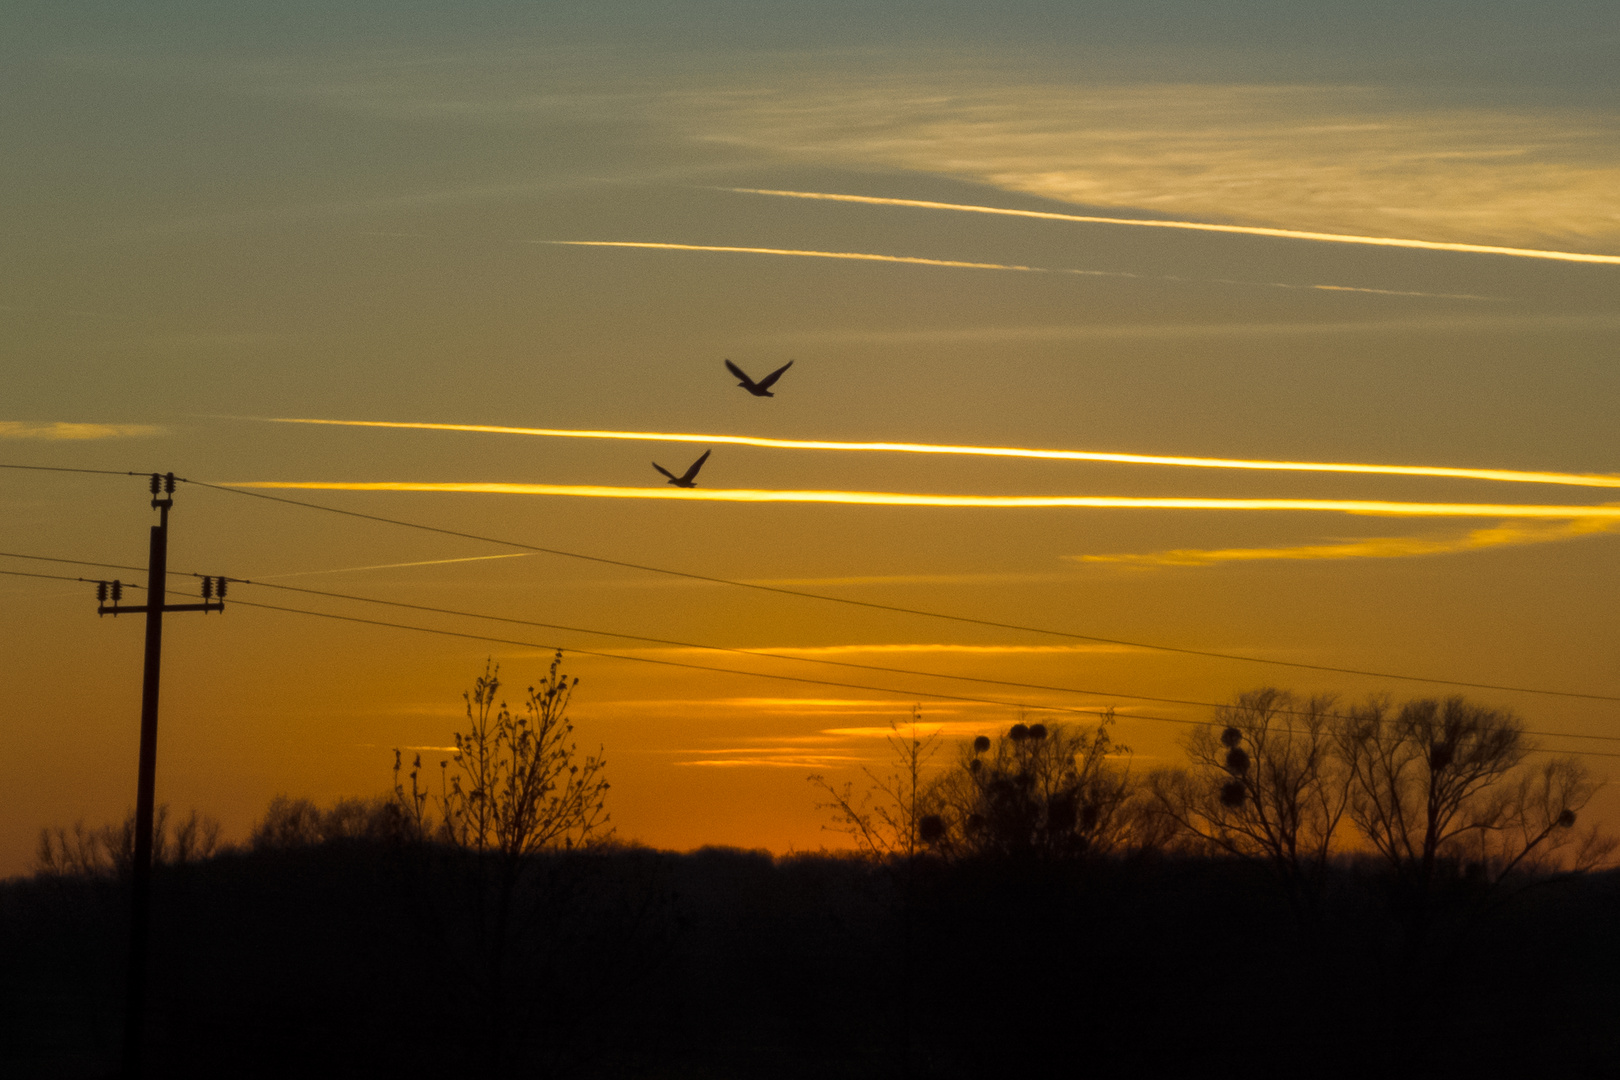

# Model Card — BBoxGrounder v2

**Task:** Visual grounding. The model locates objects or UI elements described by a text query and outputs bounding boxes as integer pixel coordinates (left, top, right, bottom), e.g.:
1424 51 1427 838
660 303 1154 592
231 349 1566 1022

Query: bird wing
652 462 679 482
680 448 712 483
724 359 756 387
756 359 794 390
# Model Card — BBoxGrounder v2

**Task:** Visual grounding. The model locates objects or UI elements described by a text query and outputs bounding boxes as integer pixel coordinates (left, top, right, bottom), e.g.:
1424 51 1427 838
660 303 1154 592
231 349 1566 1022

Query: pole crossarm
100 601 224 616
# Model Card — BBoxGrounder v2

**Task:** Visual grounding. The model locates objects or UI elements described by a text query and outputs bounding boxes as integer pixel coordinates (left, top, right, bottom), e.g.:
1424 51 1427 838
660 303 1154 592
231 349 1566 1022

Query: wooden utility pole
97 472 225 1078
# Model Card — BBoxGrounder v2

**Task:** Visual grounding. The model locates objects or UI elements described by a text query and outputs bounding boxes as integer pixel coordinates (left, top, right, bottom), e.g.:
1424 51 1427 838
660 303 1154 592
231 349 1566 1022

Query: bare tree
1336 694 1612 952
391 653 612 1068
1448 754 1613 881
36 805 223 877
935 716 1136 859
1150 689 1348 918
1339 696 1529 886
809 706 944 861
431 653 611 857
808 706 949 1076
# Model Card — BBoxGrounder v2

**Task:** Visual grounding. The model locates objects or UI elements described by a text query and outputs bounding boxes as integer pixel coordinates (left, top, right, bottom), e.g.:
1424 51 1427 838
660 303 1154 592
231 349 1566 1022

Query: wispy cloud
676 755 869 769
606 643 1136 660
224 480 1620 520
742 572 1081 587
541 237 1496 298
0 421 163 440
769 313 1620 343
729 188 1620 267
1075 519 1619 567
538 239 1043 271
256 417 1620 491
252 553 532 580
735 643 1137 657
686 81 1620 251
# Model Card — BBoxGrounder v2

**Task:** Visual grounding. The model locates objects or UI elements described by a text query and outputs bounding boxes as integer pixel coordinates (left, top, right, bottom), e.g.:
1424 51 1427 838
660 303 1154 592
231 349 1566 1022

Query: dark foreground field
4 846 1618 1079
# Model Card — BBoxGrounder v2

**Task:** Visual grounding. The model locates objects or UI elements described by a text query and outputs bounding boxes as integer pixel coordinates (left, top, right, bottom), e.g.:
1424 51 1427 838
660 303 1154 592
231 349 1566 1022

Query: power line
9 548 1620 742
160 579 1620 745
0 463 152 478
1 567 113 584
1 551 147 574
8 466 1614 702
7 563 1617 759
226 593 1150 723
178 477 1620 704
208 595 1620 762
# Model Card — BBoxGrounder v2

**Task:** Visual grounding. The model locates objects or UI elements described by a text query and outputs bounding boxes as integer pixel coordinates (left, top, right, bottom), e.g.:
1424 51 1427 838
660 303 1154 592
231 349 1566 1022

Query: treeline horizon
10 662 1619 1078
31 681 1615 884
8 833 1620 1078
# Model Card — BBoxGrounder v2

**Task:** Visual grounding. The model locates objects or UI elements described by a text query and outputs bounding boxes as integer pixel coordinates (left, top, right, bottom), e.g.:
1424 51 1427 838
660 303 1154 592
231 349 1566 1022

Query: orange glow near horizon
225 480 1620 519
257 418 1620 490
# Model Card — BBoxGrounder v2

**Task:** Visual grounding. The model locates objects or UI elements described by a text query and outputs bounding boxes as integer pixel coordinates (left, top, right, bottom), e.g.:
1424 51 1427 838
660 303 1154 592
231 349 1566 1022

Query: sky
3 1 1618 876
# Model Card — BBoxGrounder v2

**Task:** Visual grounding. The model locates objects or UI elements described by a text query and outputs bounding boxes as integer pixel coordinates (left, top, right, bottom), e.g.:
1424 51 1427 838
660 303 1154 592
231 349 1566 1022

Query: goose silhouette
725 358 793 397
653 449 711 488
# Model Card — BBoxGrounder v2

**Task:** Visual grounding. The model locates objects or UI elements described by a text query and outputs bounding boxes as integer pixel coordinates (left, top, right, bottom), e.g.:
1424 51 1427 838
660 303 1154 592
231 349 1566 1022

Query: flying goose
725 358 793 397
653 449 711 488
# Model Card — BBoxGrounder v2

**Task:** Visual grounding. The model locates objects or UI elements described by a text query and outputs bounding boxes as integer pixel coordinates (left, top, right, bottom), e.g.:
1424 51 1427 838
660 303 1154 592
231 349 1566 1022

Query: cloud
197 53 1620 250
685 81 1620 251
224 480 1620 520
0 421 163 440
728 188 1620 267
1074 519 1619 567
538 239 1043 271
257 417 1620 491
675 755 869 769
822 721 1007 739
252 553 532 580
540 236 1499 298
764 313 1620 343
608 642 1136 659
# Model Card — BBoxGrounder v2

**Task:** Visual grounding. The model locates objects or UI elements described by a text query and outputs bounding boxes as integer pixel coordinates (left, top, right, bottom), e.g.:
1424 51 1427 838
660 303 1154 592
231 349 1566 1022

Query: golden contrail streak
537 240 1040 271
256 553 532 580
728 188 1620 266
262 418 1620 491
538 240 1491 298
226 481 1620 519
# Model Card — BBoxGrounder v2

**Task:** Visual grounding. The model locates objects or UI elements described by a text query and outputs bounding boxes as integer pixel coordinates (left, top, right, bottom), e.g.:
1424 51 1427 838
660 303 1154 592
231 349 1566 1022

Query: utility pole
96 472 225 1078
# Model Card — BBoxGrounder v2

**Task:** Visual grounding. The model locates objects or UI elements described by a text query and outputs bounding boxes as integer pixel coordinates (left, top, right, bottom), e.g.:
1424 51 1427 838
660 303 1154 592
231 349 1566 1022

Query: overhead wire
7 465 1612 702
205 594 1620 758
6 552 1619 752
176 477 1620 703
6 464 1618 704
0 463 154 478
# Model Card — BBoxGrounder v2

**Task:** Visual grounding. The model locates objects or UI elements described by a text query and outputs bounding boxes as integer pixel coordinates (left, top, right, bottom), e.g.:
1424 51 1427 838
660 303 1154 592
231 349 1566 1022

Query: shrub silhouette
933 715 1138 860
36 805 223 877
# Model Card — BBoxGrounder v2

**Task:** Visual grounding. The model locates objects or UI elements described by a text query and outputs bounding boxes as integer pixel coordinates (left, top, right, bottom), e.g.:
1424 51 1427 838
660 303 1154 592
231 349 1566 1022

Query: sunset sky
3 1 1618 876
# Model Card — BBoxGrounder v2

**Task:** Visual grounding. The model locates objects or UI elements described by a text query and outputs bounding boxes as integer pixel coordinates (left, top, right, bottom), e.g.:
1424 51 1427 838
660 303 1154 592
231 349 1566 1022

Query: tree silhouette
389 653 613 1070
1150 688 1348 920
36 805 223 877
809 706 943 861
934 716 1137 859
1336 695 1611 948
433 653 610 857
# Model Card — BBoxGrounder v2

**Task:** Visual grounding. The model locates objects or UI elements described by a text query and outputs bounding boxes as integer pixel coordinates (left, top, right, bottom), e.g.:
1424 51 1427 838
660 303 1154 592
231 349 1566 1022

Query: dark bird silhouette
725 358 793 397
653 449 711 488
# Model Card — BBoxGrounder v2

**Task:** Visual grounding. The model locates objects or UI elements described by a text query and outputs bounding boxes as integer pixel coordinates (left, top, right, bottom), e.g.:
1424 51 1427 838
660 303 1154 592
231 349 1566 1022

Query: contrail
258 417 1620 491
728 189 1620 266
225 481 1620 519
254 553 532 580
540 239 1493 299
537 240 1042 272
1074 519 1617 567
